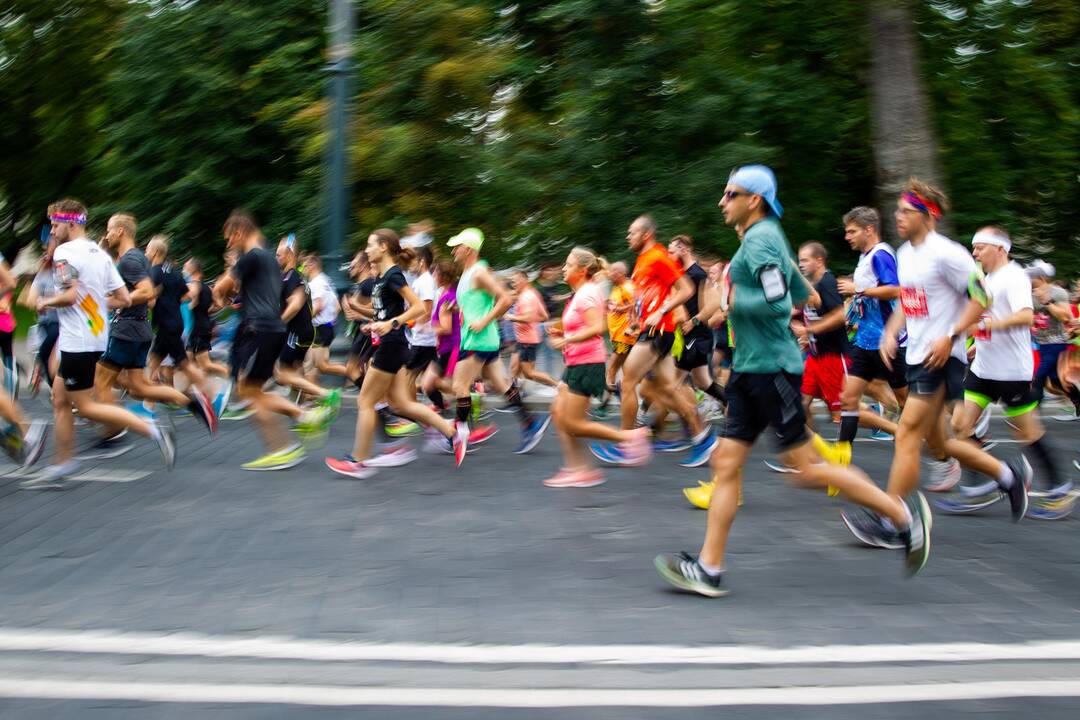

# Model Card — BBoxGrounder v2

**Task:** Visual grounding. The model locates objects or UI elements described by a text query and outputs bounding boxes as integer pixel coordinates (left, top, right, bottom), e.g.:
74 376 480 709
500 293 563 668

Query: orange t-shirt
632 244 684 334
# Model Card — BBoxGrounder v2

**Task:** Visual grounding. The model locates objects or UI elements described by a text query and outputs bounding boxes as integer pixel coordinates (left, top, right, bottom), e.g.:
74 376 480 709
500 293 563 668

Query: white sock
998 463 1015 490
698 560 723 577
147 421 162 441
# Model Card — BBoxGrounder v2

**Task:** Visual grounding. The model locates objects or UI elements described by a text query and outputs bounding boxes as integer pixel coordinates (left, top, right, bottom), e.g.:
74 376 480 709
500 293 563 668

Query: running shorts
848 345 907 389
640 331 675 359
371 335 410 374
675 334 713 371
460 349 500 365
611 340 633 356
278 330 314 367
563 362 606 398
963 372 1037 416
906 356 965 402
722 371 808 450
234 330 286 383
60 350 102 392
516 342 540 364
800 352 848 412
315 323 335 348
151 331 188 367
405 344 437 372
186 333 213 355
99 337 152 371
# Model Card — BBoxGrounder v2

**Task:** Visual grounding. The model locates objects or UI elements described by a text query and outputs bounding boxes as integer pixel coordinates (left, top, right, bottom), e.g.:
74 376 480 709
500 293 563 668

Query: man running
303 253 350 384
94 213 215 455
28 199 175 489
842 179 1031 548
655 165 928 597
793 242 850 430
596 260 637 417
182 256 231 407
1028 260 1080 417
212 210 333 470
594 216 715 467
507 268 558 390
447 227 548 465
935 226 1072 519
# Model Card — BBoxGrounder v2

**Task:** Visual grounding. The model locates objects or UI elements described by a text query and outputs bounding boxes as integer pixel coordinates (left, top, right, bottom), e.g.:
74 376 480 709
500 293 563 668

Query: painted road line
2 629 1080 666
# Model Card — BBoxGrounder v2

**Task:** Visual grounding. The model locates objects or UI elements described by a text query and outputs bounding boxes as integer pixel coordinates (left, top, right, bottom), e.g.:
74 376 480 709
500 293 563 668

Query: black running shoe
654 552 728 598
901 492 932 576
20 419 48 468
154 424 176 470
841 507 903 549
1003 456 1032 522
78 429 134 460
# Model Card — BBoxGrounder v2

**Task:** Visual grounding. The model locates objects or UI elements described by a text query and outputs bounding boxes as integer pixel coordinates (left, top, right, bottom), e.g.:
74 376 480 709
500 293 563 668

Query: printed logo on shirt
79 294 105 336
900 287 929 318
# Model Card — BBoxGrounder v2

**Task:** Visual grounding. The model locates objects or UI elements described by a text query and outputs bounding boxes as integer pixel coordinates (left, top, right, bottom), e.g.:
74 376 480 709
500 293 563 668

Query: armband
967 269 991 308
759 265 788 303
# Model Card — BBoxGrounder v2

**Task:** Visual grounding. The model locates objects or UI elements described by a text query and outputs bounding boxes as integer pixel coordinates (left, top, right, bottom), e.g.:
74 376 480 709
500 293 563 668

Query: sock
456 397 472 425
504 383 533 426
698 559 723 577
998 462 1015 490
839 411 860 443
1027 436 1064 490
704 381 726 405
147 421 162 441
427 389 446 411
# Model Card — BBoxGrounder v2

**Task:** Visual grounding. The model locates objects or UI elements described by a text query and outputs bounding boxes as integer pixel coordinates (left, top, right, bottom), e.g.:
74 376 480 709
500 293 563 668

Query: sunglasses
722 191 747 201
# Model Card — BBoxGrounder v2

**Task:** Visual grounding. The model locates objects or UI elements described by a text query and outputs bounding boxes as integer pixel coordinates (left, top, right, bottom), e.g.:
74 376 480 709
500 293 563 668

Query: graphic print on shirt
900 287 930 318
79 293 105 336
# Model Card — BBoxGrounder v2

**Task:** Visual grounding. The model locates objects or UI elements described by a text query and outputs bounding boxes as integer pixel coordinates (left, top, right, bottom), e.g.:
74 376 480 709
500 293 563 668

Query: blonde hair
569 246 602 279
904 177 951 214
146 234 169 259
111 213 137 237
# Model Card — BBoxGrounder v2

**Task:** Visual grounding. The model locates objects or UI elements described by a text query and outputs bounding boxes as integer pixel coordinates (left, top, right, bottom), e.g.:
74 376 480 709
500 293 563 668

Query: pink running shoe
543 468 605 488
469 424 499 445
325 456 378 479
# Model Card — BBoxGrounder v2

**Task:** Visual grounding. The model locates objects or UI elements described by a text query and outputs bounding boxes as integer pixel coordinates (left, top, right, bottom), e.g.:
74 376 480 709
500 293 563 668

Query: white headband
971 229 1010 252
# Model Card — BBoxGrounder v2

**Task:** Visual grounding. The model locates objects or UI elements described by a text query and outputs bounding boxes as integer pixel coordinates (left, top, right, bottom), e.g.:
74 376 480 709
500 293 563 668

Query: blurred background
1 0 1078 275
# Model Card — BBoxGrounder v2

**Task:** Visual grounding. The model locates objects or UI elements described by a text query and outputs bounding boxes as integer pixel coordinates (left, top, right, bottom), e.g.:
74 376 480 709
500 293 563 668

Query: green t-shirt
728 216 809 374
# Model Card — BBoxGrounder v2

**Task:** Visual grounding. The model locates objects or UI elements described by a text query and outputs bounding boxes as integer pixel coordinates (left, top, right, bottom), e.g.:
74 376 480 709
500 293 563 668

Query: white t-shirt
52 238 124 353
896 231 977 366
408 271 437 347
309 272 339 326
971 261 1033 381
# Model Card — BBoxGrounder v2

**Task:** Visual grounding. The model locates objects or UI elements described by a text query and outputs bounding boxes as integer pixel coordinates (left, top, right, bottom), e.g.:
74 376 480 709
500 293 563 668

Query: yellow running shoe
241 444 306 471
811 433 851 466
683 473 744 509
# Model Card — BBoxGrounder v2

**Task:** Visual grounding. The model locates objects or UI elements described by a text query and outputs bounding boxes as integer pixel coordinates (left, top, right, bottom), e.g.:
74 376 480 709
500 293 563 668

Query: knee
840 386 860 409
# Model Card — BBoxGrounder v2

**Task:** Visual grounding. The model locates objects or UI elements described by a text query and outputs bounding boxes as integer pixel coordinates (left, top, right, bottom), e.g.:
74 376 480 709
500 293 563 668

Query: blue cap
728 164 783 218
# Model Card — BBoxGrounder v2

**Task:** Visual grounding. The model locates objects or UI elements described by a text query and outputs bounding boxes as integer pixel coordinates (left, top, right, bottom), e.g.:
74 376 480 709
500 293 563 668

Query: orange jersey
607 281 638 344
632 244 684 334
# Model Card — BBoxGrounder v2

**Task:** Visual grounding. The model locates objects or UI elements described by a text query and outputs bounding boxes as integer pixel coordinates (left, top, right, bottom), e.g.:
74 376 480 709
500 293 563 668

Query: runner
668 235 726 419
27 199 175 489
18 233 60 392
211 210 333 470
842 179 1031 549
545 247 651 488
182 256 231 411
593 216 716 468
94 213 215 453
303 253 350 383
507 268 559 390
655 165 928 597
325 229 456 478
145 235 219 423
707 260 733 388
596 261 637 418
447 228 548 465
1027 260 1080 417
402 246 441 398
933 226 1072 519
0 254 47 468
420 258 460 416
274 236 340 409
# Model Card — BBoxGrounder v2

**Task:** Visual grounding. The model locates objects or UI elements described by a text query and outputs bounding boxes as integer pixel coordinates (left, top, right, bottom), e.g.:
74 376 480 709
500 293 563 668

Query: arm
469 265 513 331
107 285 132 310
646 274 693 328
40 284 78 310
129 277 155 306
435 302 455 337
213 273 238 307
281 287 306 323
973 308 1033 333
0 262 14 295
562 305 605 345
804 305 846 335
18 279 39 309
367 284 428 335
186 281 201 310
1046 302 1074 323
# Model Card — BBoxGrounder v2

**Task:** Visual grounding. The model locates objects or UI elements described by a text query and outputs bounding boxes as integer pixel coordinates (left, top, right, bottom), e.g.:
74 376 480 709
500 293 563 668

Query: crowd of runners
3 164 1079 598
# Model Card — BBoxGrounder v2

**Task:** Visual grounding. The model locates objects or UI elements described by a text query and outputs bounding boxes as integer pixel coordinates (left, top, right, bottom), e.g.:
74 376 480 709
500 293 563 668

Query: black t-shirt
371 266 407 342
280 267 314 338
682 262 712 340
112 248 153 342
232 247 285 333
150 262 188 335
190 281 214 337
537 281 567 316
804 270 848 357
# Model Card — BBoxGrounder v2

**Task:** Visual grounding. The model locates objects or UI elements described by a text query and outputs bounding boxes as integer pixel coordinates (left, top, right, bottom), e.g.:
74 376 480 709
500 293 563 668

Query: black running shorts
151 331 188 367
675 334 713 371
234 330 286 384
906 356 965 402
848 346 907 389
405 344 437 372
721 371 809 450
60 350 103 392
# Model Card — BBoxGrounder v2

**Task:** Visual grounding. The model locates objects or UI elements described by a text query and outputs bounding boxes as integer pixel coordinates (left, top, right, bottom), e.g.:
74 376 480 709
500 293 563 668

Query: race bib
900 287 929 318
973 313 991 341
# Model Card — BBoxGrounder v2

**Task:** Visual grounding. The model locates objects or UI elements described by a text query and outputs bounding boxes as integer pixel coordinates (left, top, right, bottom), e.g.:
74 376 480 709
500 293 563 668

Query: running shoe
617 428 653 467
20 419 48 468
213 382 233 418
763 459 799 474
186 387 218 435
242 444 306 471
453 421 469 466
1027 486 1077 521
325 455 377 479
1002 455 1032 522
1052 412 1080 422
924 458 962 492
653 437 691 453
679 431 717 468
0 423 23 463
812 434 851 466
385 419 421 438
588 406 610 421
364 445 418 468
654 552 728 598
469 424 499 445
126 401 156 421
901 491 932 576
868 428 893 441
297 405 334 434
840 507 904 550
321 388 342 417
221 405 254 421
635 409 654 428
683 482 713 509
543 468 605 488
78 429 134 460
153 423 176 470
1074 458 1080 473
588 441 620 464
973 405 992 440
515 415 551 455
20 461 78 491
931 488 1004 514
704 405 726 423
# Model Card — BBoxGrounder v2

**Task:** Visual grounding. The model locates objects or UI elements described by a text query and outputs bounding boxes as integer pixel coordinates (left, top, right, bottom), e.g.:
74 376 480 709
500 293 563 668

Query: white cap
971 228 1010 251
1026 259 1055 280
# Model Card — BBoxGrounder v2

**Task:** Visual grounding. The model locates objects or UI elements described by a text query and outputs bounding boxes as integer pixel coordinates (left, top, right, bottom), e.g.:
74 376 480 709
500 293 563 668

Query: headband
971 229 1010 252
901 191 942 220
50 212 87 225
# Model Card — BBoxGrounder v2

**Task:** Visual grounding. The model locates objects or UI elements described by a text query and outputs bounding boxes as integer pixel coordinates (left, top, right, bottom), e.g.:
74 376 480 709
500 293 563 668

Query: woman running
545 247 651 487
326 229 456 479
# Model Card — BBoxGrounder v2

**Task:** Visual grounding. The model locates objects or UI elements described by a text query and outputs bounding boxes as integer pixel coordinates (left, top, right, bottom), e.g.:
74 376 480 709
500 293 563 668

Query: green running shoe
241 444 306 471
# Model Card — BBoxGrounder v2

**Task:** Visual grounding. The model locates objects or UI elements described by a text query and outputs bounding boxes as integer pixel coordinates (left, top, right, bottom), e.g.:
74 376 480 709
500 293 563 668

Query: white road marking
0 678 1077 706
1 470 152 483
1 628 1080 666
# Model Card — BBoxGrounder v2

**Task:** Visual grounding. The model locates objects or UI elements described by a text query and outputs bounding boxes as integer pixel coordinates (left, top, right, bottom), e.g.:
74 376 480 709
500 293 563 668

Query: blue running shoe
869 428 893 441
653 437 691 453
515 415 551 455
931 489 1003 514
679 432 718 468
126 401 156 420
589 441 620 464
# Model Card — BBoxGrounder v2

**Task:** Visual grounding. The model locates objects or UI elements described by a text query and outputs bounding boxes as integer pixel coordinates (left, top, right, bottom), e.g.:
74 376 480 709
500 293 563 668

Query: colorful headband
50 212 87 225
901 191 942 220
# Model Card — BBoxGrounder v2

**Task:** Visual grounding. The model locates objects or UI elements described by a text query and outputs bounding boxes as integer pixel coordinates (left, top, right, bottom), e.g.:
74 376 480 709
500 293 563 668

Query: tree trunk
868 0 946 242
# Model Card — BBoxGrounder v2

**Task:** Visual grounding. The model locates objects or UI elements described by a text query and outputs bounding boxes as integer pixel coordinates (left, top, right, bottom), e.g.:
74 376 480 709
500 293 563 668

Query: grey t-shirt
111 248 153 342
1033 285 1070 346
232 247 285 333
32 270 59 324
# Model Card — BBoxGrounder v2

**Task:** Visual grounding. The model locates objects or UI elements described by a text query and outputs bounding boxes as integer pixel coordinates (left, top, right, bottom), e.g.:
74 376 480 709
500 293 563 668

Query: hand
643 309 664 329
967 343 976 361
549 336 567 350
365 321 392 336
925 335 953 369
837 277 856 296
35 298 47 313
791 323 808 339
797 335 809 351
680 319 696 334
468 319 488 333
1034 285 1050 304
879 333 898 370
